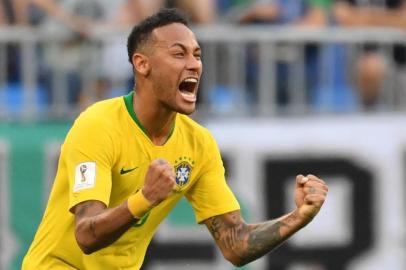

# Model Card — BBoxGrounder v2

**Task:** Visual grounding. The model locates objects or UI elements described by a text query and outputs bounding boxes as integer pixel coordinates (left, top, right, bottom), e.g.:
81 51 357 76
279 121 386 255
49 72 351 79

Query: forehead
151 23 199 49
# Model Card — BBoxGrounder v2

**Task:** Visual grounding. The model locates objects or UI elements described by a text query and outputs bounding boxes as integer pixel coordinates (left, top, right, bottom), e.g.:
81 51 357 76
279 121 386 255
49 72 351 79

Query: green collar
123 91 175 142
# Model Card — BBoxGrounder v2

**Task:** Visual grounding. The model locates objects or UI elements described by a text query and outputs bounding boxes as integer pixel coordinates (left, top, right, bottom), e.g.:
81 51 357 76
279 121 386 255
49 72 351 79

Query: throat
148 122 176 146
150 135 170 146
131 91 176 145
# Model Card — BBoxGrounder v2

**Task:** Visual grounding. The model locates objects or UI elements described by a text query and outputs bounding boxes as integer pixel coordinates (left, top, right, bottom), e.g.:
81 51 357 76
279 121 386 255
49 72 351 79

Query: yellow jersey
22 92 240 270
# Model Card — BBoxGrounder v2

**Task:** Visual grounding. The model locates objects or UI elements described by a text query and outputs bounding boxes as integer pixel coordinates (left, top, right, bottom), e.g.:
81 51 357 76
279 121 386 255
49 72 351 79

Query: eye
173 52 185 58
194 54 202 60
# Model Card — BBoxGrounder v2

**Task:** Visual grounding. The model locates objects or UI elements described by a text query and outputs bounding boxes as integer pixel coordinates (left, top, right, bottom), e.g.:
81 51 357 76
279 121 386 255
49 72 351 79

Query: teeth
183 78 198 83
182 91 195 97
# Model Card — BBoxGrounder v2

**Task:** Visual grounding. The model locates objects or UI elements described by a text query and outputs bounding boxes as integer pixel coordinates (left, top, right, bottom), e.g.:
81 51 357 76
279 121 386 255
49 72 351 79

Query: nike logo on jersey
120 167 138 175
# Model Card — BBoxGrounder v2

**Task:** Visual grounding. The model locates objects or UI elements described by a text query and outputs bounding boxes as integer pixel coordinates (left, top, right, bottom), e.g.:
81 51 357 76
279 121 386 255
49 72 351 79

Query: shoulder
65 97 125 143
80 96 124 120
177 114 215 140
74 96 125 128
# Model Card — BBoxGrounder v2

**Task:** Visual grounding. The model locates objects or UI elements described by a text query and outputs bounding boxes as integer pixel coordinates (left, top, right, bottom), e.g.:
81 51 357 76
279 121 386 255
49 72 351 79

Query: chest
108 135 200 205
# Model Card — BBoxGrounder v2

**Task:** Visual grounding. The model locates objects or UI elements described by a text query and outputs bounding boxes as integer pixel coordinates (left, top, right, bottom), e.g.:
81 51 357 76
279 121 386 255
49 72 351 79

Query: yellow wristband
127 190 153 219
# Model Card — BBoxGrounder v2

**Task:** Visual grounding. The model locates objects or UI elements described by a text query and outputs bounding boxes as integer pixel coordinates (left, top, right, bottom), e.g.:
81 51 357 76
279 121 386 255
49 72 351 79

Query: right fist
142 158 176 206
294 174 328 221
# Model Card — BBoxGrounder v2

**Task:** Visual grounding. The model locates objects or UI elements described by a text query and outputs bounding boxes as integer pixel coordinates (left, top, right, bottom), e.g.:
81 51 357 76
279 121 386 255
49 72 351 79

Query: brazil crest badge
174 156 194 192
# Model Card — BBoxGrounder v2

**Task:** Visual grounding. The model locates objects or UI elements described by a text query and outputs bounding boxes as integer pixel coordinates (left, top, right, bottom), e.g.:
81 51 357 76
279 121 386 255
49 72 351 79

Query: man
334 0 406 109
22 8 328 269
236 0 329 107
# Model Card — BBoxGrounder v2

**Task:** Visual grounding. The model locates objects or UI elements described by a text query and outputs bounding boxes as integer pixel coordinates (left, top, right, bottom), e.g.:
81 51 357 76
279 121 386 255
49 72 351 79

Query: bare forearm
208 175 328 266
242 210 308 264
240 4 279 23
11 0 29 25
296 8 326 26
74 158 178 254
352 7 406 28
31 0 86 31
367 10 406 28
206 210 309 267
75 201 137 254
0 5 6 25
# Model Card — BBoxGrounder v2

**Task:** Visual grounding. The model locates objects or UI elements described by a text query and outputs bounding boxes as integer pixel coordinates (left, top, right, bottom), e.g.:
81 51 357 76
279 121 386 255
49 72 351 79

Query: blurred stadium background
1 0 406 269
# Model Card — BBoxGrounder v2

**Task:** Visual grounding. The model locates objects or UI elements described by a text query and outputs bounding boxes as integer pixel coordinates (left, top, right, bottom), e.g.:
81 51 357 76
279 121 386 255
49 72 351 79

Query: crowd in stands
0 0 405 116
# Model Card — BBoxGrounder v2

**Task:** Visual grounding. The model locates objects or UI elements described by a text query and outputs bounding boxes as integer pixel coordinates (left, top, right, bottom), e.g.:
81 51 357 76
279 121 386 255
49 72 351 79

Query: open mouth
178 77 198 102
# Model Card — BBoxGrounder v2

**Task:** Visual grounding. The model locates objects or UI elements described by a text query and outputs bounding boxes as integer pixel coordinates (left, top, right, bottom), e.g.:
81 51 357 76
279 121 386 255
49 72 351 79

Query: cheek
149 59 184 92
153 63 179 80
150 68 169 87
151 72 178 100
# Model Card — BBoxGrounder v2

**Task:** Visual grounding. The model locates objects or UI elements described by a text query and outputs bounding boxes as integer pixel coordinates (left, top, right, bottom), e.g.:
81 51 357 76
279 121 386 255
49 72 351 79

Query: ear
132 53 150 76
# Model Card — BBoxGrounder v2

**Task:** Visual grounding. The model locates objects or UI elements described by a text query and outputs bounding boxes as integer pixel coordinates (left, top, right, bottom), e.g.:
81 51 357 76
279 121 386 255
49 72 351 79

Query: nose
186 54 202 72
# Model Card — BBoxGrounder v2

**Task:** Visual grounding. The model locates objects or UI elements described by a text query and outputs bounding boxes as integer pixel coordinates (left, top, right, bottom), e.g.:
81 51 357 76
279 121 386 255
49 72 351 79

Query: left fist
294 174 328 220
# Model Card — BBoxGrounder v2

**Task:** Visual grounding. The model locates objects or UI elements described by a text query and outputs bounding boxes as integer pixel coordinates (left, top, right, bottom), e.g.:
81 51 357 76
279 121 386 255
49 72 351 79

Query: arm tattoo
207 211 300 265
75 201 100 239
207 212 250 260
76 201 95 219
90 218 97 238
244 212 300 262
208 216 221 240
245 220 283 261
76 201 94 218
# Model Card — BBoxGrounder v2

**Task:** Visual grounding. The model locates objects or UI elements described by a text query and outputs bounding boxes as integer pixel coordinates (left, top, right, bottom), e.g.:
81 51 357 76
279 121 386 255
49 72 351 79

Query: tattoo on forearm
75 201 99 239
245 220 282 261
90 218 97 238
207 212 249 257
209 216 222 240
283 211 300 225
76 201 95 219
208 211 301 265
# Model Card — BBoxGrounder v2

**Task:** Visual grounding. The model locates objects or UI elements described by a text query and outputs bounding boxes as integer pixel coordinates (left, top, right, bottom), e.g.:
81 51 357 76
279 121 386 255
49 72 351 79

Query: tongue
180 91 196 102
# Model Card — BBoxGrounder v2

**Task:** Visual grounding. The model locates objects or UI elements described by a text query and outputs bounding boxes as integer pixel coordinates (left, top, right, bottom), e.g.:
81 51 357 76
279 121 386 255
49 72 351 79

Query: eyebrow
170 43 201 52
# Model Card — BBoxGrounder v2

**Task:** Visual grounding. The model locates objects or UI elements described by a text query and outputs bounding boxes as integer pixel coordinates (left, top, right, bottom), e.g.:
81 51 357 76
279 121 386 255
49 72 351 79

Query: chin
176 104 196 115
178 107 196 115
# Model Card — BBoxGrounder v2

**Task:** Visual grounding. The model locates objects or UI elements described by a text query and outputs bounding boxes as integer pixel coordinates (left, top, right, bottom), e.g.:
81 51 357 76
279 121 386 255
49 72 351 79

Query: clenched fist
294 174 328 221
142 158 176 206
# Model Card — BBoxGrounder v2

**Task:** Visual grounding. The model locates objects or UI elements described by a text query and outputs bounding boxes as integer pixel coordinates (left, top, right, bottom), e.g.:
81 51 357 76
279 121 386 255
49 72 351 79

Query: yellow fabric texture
22 93 240 270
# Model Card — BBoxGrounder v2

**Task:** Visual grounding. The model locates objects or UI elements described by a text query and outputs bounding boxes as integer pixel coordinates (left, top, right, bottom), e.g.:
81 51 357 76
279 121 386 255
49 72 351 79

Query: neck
133 91 176 146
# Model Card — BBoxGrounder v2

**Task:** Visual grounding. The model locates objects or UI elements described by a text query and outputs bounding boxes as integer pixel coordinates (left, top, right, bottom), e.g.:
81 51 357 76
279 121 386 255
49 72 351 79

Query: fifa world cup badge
74 162 96 192
80 164 88 182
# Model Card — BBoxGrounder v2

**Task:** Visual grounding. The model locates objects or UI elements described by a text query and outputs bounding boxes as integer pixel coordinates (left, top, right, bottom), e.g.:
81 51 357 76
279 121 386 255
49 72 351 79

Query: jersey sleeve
185 131 240 224
64 112 115 212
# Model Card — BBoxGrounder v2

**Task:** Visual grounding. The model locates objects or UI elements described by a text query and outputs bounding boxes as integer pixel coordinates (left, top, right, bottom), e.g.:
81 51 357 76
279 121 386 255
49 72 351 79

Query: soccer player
22 8 329 269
